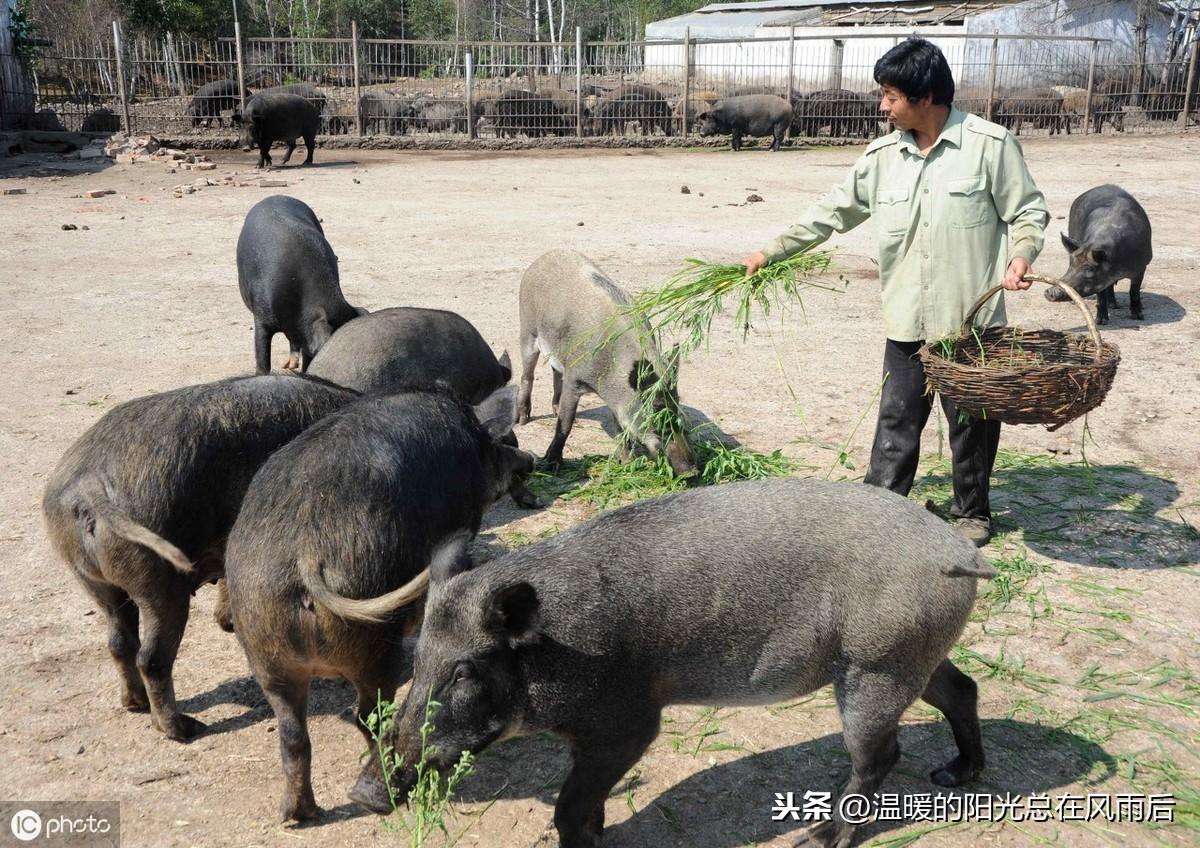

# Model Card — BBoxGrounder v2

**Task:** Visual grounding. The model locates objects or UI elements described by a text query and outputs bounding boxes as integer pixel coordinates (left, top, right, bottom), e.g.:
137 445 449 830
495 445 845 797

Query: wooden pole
112 21 132 134
1183 30 1199 128
466 50 476 139
1083 39 1097 135
985 32 998 121
683 26 692 135
234 20 247 113
352 20 362 136
575 27 583 138
786 26 795 107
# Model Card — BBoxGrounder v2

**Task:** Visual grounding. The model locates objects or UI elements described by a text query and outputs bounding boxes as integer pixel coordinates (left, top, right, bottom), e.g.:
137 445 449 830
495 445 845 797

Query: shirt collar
898 106 965 155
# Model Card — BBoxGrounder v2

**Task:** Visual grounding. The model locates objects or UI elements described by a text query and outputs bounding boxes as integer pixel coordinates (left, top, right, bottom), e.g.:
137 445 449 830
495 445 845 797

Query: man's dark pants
863 339 1001 520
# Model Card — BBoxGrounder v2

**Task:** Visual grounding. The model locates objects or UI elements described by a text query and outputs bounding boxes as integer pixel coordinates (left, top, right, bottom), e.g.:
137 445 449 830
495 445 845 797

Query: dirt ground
1 131 1198 848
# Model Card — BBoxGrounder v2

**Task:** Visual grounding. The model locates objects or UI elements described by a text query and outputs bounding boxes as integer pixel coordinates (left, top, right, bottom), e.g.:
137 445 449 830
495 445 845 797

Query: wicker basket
918 275 1121 431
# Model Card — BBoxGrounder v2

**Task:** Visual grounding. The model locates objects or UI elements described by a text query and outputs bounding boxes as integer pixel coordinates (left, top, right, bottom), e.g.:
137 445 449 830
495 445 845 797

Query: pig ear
429 532 474 585
496 350 513 383
485 582 541 648
1061 232 1079 253
628 359 657 391
1089 248 1108 265
473 385 517 439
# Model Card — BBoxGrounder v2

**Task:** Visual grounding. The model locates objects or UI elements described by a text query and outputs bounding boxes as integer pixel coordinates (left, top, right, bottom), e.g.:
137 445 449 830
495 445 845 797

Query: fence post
234 21 247 114
985 33 998 121
466 50 475 139
1184 33 1199 128
352 20 362 136
786 26 795 107
1083 39 1097 135
112 21 132 135
830 39 844 90
575 27 583 138
683 26 692 136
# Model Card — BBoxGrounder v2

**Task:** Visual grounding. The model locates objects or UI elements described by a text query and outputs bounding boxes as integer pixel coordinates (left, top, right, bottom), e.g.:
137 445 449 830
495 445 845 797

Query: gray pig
1046 184 1152 324
698 94 792 151
42 375 358 742
237 195 366 373
224 387 535 821
517 249 695 475
307 306 511 404
233 92 320 168
369 478 995 848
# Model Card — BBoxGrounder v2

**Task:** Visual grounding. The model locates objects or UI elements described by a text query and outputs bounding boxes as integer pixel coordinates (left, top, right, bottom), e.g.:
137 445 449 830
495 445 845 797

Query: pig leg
280 138 297 166
552 367 564 415
254 322 275 375
81 575 148 711
516 332 540 425
213 577 234 633
1095 289 1111 325
920 659 985 787
1128 272 1144 320
262 676 319 821
135 589 204 741
543 384 581 469
797 670 912 848
282 340 302 371
554 717 660 847
302 132 316 165
347 673 404 815
257 140 272 169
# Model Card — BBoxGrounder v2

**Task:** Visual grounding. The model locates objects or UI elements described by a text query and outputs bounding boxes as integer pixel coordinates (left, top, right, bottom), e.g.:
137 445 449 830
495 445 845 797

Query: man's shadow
455 718 1114 846
914 453 1198 568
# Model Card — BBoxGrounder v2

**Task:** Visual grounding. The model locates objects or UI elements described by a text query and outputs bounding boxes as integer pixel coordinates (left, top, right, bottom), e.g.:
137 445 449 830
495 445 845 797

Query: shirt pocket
875 185 910 235
946 174 993 228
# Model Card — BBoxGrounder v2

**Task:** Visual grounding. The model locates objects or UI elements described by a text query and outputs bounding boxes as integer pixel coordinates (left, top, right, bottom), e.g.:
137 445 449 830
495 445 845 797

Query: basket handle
960 274 1104 364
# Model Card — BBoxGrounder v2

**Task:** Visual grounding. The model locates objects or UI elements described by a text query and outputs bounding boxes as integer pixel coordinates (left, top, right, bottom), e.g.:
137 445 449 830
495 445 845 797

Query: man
743 38 1049 547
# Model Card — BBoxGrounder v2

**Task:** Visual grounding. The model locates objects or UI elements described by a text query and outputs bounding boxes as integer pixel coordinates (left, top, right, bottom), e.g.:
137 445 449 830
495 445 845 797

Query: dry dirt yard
1 131 1198 848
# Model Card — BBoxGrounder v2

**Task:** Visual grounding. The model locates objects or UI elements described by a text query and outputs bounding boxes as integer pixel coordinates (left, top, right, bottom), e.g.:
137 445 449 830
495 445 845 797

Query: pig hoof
794 819 853 848
516 412 531 426
282 357 300 371
1132 307 1144 320
157 713 207 742
929 755 980 787
121 692 150 712
348 772 395 816
214 608 235 633
280 795 321 822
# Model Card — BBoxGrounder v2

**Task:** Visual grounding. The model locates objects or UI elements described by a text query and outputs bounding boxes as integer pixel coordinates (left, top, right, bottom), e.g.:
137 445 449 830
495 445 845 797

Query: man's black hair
873 38 955 106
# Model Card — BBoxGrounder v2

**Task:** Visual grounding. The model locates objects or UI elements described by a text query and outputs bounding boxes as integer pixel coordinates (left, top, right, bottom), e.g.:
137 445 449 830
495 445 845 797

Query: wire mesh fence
3 25 1197 143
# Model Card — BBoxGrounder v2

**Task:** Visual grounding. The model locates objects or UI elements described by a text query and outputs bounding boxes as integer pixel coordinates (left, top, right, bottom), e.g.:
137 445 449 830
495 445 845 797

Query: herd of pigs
42 163 1154 845
180 74 1195 168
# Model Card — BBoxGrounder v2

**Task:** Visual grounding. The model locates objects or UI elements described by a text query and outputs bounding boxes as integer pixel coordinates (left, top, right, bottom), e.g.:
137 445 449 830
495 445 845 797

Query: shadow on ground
913 449 1199 568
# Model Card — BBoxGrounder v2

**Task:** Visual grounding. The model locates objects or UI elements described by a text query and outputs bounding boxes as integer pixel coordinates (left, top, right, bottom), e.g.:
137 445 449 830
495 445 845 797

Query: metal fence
3 24 1198 143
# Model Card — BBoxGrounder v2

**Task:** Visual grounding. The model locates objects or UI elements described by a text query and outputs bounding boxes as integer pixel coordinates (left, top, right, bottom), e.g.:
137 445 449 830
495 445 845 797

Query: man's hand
1001 257 1032 290
742 251 769 278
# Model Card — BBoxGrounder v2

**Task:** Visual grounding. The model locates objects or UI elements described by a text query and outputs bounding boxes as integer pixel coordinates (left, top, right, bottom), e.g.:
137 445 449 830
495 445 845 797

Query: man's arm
743 157 873 275
992 134 1050 291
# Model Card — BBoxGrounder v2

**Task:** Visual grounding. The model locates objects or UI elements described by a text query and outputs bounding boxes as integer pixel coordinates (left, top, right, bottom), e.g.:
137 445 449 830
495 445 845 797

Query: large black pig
42 375 358 742
698 94 791 151
237 195 366 373
187 79 246 128
372 478 995 848
224 387 535 821
233 92 320 168
1046 184 1152 324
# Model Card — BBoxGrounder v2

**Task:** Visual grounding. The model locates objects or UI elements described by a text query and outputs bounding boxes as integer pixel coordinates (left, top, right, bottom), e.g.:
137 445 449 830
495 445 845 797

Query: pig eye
451 663 474 686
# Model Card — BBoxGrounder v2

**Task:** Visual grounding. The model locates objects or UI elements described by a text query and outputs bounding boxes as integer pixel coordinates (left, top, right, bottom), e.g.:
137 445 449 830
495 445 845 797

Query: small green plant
363 690 476 847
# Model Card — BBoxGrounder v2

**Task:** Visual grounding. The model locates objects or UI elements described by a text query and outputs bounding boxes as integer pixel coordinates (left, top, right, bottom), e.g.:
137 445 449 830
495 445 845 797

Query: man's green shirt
761 106 1050 342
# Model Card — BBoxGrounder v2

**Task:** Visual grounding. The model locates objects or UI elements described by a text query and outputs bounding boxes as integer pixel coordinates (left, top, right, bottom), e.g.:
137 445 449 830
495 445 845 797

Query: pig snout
348 762 397 816
1044 282 1073 302
665 432 697 478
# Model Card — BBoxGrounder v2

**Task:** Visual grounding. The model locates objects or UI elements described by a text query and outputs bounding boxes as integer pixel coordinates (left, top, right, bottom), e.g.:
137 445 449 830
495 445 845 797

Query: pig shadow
180 675 356 737
455 718 1114 847
913 456 1199 568
1053 291 1185 329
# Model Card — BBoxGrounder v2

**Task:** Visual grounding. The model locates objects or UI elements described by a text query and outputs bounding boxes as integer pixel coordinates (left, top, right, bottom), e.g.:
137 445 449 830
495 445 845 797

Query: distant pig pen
3 24 1198 145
